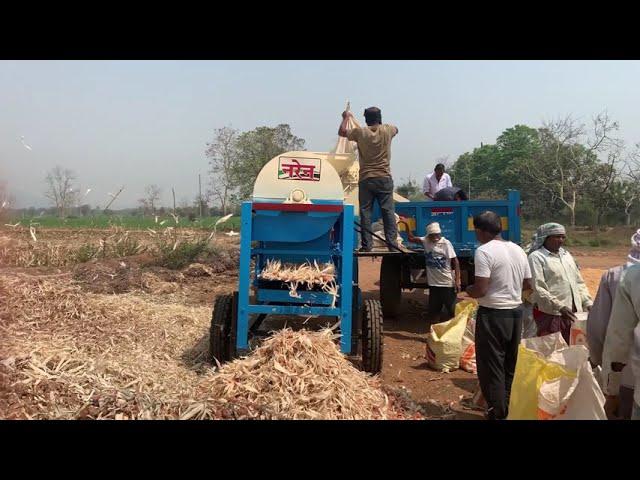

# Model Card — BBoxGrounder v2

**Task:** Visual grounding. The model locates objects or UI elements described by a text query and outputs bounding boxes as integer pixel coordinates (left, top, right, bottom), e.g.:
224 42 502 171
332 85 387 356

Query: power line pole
104 186 125 213
198 174 203 219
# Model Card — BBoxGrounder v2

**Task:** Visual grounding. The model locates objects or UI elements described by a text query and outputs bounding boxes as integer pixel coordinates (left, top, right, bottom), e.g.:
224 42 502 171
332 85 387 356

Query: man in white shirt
602 264 640 421
587 228 640 419
466 211 533 420
407 222 461 323
423 163 453 199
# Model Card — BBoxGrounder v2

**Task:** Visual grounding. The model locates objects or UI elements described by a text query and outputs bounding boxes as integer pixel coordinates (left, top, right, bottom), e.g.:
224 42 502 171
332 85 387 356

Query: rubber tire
209 293 237 364
351 286 362 356
380 255 402 317
361 299 383 374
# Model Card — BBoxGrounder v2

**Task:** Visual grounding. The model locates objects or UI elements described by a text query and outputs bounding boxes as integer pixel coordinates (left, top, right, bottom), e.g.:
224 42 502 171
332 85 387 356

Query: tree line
31 123 305 219
27 113 640 228
397 112 640 227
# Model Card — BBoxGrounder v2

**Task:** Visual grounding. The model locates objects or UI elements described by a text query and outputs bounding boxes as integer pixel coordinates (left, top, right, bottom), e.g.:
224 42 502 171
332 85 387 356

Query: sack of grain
426 300 476 372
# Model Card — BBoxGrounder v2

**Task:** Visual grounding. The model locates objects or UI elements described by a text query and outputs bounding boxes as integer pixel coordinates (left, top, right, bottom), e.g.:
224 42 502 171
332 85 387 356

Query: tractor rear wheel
209 292 237 364
361 299 383 374
380 255 402 317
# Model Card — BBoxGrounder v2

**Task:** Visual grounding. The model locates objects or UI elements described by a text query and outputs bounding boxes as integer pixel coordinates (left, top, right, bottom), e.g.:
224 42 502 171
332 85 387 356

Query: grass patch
155 237 212 269
110 235 146 257
7 215 241 231
74 244 100 263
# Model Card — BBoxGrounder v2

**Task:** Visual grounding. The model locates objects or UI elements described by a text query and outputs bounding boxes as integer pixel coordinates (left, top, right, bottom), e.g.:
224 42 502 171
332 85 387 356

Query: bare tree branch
44 166 78 218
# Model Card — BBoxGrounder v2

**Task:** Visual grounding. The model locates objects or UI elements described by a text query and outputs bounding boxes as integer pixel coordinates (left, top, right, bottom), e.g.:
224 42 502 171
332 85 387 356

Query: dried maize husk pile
0 273 213 419
258 259 339 304
259 259 336 285
188 328 420 420
0 273 420 420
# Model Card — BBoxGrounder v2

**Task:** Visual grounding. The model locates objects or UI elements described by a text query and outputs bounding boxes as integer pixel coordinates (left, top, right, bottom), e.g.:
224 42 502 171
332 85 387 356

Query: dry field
0 227 420 420
0 226 627 420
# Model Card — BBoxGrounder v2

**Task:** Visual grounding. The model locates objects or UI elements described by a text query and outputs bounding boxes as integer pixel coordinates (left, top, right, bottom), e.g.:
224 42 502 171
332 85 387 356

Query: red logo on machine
278 157 321 182
431 207 454 216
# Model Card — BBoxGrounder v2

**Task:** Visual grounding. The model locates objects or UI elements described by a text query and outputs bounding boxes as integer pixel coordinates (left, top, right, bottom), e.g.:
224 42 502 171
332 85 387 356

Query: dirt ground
0 225 629 419
358 246 629 420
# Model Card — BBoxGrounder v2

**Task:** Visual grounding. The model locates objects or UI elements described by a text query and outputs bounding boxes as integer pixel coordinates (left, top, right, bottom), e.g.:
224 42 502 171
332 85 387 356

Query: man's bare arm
338 111 351 137
466 276 490 298
407 232 421 244
452 257 461 292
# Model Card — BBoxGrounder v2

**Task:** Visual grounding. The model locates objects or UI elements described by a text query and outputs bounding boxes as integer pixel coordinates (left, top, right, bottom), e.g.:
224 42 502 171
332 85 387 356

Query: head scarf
629 229 640 264
527 222 566 254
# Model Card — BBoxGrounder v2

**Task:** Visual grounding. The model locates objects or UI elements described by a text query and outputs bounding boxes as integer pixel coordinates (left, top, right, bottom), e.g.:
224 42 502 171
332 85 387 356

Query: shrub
111 234 145 257
74 244 100 263
155 237 210 269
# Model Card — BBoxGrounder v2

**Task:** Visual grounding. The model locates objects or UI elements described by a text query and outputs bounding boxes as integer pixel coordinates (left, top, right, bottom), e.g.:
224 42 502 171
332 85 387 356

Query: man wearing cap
527 222 593 344
588 228 640 419
407 222 460 322
423 163 453 199
339 107 399 252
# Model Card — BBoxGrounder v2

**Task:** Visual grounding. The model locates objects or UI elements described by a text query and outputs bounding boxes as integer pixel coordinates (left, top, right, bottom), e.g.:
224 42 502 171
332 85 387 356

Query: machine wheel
351 286 362 356
380 255 402 317
361 299 383 374
209 292 237 364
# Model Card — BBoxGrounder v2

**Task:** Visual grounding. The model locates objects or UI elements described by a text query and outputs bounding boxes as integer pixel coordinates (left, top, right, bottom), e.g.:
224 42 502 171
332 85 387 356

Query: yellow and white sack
570 312 588 347
507 332 606 420
458 300 479 374
425 300 475 372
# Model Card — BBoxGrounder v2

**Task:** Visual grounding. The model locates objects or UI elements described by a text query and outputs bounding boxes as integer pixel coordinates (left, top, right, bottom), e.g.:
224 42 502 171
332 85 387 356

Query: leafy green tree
520 114 621 227
395 176 422 200
232 124 305 199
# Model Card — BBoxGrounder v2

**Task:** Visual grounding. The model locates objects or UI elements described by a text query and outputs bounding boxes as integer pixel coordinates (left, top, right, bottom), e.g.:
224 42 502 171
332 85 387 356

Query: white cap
426 222 441 235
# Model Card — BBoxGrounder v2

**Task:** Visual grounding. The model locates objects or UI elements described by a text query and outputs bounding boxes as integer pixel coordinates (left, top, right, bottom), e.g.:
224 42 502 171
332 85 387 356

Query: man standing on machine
339 106 399 252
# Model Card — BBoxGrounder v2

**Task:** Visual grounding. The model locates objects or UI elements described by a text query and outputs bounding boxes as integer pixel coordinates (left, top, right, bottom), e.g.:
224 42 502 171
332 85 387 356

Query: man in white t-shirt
466 211 533 420
407 222 461 323
422 163 453 199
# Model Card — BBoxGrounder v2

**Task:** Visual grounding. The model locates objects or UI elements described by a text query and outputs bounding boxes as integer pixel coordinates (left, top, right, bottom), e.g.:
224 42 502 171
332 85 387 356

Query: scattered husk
191 328 420 420
0 273 213 419
183 263 215 277
0 273 421 420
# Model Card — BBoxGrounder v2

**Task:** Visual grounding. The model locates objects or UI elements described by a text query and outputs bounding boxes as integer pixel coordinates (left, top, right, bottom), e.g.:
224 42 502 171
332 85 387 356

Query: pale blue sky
2 60 640 208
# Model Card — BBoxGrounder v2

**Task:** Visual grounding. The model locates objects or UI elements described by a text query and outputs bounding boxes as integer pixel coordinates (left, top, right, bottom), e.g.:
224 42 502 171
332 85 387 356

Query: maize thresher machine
209 151 383 373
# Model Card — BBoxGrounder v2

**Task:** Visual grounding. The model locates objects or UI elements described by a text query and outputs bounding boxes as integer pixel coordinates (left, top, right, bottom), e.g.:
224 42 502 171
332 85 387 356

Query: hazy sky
2 60 640 208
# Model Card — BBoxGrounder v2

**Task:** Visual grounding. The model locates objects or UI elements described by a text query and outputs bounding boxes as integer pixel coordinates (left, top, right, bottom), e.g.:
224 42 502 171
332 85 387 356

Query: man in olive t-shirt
338 106 399 252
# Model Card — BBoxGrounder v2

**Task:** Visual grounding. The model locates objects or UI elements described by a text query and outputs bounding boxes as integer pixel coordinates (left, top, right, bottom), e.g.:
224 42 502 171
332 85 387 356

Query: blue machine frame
236 201 356 355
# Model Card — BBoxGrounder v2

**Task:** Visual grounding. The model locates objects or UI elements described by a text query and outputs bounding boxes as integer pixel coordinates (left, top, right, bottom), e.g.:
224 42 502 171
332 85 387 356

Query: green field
7 215 241 230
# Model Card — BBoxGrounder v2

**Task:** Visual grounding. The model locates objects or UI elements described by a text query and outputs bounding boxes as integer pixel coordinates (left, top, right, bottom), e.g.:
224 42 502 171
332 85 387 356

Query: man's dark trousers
475 306 523 420
359 176 398 251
